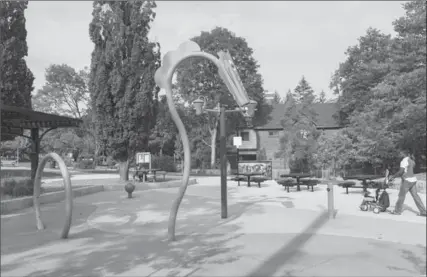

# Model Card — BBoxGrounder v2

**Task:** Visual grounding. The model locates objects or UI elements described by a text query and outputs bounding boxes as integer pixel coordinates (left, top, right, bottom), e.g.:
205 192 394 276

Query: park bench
229 175 246 182
132 169 145 182
339 180 388 194
157 171 167 181
229 175 246 186
250 176 269 188
277 178 298 193
300 179 321 192
338 181 359 194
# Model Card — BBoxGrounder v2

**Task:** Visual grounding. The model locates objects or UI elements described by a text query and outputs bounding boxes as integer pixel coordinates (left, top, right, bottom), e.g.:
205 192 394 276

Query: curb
0 178 198 214
1 185 104 215
103 178 198 191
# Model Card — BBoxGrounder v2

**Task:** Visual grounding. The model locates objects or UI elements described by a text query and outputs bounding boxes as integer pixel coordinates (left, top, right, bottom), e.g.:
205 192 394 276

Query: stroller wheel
373 207 380 214
360 204 368 211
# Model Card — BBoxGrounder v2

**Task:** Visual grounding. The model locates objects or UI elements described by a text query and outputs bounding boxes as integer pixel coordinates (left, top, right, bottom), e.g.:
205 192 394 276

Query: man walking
389 150 426 216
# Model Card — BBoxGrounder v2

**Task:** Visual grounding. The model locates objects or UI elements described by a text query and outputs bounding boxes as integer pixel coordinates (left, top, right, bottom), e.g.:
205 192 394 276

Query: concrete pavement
1 179 426 276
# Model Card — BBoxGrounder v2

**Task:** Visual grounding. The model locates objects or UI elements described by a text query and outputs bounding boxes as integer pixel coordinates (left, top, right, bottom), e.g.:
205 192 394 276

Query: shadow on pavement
403 204 419 215
1 190 274 277
400 245 427 275
245 210 330 277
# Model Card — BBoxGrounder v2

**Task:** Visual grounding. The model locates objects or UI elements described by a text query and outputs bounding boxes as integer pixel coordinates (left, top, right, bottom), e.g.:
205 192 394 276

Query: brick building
229 102 341 178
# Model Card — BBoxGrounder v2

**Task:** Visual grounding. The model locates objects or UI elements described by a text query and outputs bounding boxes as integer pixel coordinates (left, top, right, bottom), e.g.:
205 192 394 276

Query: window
268 131 279 137
240 154 257 161
241 131 250 141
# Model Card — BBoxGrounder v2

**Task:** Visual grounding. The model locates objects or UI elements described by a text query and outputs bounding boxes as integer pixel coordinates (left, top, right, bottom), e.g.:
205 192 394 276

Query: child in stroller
359 169 391 214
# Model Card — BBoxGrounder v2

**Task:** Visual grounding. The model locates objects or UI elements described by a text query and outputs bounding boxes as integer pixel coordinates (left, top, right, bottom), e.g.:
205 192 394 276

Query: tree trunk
210 124 217 169
118 160 129 181
94 143 100 166
210 122 218 169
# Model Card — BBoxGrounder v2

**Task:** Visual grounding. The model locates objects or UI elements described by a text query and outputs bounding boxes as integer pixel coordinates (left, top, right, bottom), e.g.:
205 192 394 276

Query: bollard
327 183 335 219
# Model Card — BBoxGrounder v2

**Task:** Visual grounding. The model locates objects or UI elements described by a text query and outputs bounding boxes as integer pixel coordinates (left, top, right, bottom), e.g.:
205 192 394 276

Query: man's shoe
417 212 427 217
389 210 401 215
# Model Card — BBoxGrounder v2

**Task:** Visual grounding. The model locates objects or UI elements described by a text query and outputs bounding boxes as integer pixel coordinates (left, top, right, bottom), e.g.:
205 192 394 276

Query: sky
25 1 407 100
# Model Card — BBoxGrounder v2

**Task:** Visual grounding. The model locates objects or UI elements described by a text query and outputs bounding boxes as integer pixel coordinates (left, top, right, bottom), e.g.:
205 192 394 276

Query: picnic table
239 172 266 188
133 168 162 182
342 174 384 192
280 173 312 191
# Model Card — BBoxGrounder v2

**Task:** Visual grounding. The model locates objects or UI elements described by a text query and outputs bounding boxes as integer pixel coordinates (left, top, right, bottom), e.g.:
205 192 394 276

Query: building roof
1 104 82 137
254 102 340 130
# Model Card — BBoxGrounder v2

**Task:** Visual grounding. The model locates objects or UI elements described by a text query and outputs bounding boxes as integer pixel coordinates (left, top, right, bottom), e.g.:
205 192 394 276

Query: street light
193 98 205 116
192 96 257 220
154 40 256 241
246 99 258 118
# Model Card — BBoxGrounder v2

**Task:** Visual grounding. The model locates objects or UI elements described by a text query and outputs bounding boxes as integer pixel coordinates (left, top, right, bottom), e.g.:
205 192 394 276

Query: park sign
233 136 242 148
136 152 151 164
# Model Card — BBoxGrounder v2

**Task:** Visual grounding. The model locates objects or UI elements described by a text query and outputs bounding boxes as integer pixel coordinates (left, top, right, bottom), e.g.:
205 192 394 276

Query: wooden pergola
1 103 82 181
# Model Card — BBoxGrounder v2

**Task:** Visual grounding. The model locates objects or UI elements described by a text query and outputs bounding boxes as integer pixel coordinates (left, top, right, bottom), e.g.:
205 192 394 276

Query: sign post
136 152 152 182
233 136 242 185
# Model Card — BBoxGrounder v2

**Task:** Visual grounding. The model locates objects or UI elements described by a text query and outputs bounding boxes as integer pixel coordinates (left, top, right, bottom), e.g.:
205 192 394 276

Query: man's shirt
400 157 417 182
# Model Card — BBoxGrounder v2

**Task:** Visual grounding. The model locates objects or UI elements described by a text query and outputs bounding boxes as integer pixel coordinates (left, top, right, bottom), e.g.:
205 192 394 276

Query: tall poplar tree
89 1 161 180
0 1 34 141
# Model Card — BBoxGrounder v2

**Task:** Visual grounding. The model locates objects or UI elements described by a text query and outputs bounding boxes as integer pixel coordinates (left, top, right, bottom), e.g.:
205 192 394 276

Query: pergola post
30 128 40 182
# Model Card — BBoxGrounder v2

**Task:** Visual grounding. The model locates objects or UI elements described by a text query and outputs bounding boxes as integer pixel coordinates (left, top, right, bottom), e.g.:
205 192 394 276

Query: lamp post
193 96 257 219
154 40 256 241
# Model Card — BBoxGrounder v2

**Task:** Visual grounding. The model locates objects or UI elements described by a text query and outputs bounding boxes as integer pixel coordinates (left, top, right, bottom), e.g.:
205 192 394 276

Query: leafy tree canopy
325 0 426 170
89 1 161 179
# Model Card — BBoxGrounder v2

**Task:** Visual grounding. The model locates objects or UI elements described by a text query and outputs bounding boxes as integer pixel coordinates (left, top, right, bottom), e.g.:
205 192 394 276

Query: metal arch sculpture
154 41 252 241
33 152 73 239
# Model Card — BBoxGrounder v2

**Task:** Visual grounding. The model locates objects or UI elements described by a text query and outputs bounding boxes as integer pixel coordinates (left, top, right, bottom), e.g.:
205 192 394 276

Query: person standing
389 150 426 216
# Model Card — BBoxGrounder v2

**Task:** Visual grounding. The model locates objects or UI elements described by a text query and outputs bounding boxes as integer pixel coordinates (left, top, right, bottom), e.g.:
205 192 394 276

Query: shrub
96 155 106 165
76 160 95 169
0 177 44 198
63 156 73 167
151 155 176 172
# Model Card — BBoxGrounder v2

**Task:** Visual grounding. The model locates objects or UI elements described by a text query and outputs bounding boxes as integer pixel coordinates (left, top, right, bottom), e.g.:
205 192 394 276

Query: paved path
1 180 426 276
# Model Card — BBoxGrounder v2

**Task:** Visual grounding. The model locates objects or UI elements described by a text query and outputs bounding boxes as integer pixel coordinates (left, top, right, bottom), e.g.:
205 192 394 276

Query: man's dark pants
394 179 427 214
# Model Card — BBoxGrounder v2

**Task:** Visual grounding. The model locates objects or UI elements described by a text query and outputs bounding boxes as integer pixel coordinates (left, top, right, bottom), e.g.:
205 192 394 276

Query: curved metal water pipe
155 41 251 241
33 152 73 239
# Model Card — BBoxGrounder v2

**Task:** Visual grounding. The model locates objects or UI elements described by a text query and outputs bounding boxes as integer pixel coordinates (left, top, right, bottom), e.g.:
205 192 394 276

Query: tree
330 28 392 125
276 82 319 172
89 1 161 180
0 1 34 109
317 90 327 103
32 64 89 118
330 1 426 170
32 64 93 161
312 129 356 172
272 90 283 104
175 27 265 168
0 1 34 142
293 76 315 104
148 96 178 156
357 0 426 168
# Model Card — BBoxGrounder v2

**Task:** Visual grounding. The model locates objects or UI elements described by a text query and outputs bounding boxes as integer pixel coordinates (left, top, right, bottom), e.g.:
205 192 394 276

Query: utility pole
219 106 227 219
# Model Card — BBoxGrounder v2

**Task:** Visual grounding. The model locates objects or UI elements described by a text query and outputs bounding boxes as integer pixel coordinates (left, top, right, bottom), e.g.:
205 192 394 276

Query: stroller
359 169 391 214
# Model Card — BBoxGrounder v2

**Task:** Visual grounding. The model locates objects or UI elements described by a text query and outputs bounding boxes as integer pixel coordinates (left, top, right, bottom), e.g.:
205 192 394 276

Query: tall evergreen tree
89 1 161 180
293 76 315 104
317 90 327 103
272 90 283 104
276 80 319 172
0 1 34 108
